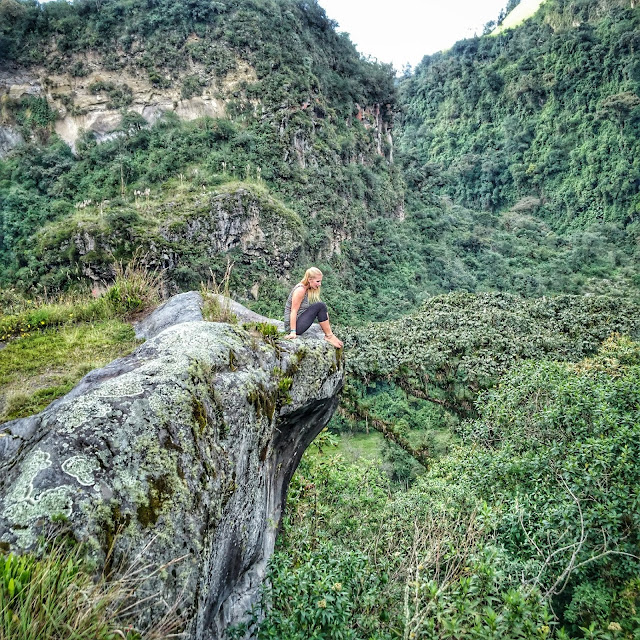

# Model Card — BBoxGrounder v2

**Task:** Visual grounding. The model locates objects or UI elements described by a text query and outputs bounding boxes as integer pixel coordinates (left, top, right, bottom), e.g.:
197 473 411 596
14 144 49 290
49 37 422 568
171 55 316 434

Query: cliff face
0 61 255 154
0 61 393 161
0 293 344 639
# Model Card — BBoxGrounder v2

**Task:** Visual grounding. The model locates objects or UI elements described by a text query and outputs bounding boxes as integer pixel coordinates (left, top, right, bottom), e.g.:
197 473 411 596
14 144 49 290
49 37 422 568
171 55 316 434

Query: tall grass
200 261 237 324
0 254 163 342
102 254 163 318
0 541 185 640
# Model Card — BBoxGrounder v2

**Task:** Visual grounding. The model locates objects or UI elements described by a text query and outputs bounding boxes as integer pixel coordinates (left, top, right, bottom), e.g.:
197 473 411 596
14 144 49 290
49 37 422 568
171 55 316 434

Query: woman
283 267 343 348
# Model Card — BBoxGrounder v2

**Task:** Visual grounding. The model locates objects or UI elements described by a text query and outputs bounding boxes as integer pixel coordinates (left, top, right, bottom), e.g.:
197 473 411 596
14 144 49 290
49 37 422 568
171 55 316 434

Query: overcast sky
318 0 509 72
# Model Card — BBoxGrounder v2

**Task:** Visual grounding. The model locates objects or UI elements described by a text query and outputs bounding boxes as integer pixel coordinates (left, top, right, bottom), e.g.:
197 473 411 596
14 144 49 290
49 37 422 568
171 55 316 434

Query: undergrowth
201 261 237 324
0 254 162 342
0 541 183 640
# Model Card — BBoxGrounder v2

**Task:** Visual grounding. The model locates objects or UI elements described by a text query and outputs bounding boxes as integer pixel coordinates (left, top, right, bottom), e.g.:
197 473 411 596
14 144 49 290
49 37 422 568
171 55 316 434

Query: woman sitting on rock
283 267 343 348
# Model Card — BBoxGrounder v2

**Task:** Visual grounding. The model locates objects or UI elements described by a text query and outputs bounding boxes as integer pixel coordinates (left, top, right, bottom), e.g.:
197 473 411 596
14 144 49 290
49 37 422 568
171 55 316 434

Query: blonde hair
301 267 322 304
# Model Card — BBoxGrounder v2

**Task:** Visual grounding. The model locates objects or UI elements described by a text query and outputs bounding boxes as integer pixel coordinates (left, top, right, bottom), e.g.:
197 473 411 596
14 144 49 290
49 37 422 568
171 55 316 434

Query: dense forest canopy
399 0 640 229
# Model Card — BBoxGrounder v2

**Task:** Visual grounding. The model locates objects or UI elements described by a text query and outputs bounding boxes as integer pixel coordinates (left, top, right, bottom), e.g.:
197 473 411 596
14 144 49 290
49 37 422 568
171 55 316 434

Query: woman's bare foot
324 334 343 348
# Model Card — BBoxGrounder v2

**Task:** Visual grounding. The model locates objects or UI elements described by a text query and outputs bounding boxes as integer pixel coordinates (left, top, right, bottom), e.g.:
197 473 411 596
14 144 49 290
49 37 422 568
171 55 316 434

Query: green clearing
335 431 384 462
0 320 140 423
492 0 547 33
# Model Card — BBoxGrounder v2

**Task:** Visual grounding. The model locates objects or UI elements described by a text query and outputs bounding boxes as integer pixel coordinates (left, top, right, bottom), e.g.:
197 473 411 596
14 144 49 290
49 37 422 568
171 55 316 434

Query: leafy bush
343 292 640 420
404 548 553 640
442 336 640 635
11 96 58 134
234 542 390 640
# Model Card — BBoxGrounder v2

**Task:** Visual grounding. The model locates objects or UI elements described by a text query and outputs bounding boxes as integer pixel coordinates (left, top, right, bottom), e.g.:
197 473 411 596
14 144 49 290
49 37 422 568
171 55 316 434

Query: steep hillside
3 0 640 321
0 0 403 315
399 0 640 228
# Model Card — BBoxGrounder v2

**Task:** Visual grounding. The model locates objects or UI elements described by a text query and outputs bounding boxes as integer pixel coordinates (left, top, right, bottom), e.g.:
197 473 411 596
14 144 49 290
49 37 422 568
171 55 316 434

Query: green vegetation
103 257 162 317
2 0 639 320
0 258 160 422
0 542 181 639
243 321 280 340
343 291 640 416
399 0 640 229
0 0 401 316
0 545 134 640
2 0 640 637
256 336 640 638
0 320 138 423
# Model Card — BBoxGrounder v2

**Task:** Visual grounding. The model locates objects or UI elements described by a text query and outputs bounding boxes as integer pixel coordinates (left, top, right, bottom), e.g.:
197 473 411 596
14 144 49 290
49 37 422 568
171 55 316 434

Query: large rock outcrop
0 293 344 639
148 185 303 277
36 182 302 291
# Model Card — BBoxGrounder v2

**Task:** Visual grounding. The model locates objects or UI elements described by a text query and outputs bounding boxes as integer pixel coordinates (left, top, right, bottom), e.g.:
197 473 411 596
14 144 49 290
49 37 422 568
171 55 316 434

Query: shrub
231 542 390 640
242 321 279 340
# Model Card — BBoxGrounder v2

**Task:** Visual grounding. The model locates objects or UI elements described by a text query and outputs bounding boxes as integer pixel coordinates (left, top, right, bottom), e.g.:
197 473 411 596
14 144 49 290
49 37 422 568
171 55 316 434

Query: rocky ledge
0 293 344 639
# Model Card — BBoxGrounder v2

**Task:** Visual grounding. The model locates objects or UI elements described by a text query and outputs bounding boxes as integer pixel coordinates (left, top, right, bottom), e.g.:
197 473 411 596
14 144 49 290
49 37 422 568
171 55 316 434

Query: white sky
318 0 509 72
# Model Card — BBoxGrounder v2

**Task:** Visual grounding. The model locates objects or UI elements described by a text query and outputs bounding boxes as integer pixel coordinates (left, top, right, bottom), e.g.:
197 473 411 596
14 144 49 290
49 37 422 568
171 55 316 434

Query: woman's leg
295 303 343 347
295 302 328 334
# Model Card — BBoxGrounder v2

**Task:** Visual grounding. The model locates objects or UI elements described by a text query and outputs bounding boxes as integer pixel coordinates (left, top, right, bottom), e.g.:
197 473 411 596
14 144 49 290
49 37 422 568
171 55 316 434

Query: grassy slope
0 320 139 423
493 0 548 32
0 261 159 424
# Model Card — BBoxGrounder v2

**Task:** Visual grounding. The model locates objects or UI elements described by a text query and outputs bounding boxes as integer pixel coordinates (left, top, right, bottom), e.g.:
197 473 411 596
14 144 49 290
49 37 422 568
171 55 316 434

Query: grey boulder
0 294 344 639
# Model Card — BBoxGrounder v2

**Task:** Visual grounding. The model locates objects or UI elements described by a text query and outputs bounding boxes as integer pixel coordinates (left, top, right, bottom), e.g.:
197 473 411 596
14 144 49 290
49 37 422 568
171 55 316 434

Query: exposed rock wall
0 125 23 157
0 293 344 639
0 62 256 154
150 187 302 276
36 183 303 291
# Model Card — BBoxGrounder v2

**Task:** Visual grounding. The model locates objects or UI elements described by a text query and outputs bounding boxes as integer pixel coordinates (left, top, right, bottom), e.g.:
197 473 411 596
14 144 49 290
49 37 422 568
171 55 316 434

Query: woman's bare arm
289 287 306 332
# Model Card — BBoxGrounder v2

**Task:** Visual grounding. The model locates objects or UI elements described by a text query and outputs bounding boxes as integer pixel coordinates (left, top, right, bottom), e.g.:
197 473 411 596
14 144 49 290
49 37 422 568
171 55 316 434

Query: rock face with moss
37 182 303 291
151 184 303 277
0 294 343 639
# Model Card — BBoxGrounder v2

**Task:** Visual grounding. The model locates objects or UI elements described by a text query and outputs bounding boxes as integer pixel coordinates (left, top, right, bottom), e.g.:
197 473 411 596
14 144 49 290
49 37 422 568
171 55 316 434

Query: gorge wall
0 60 256 154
